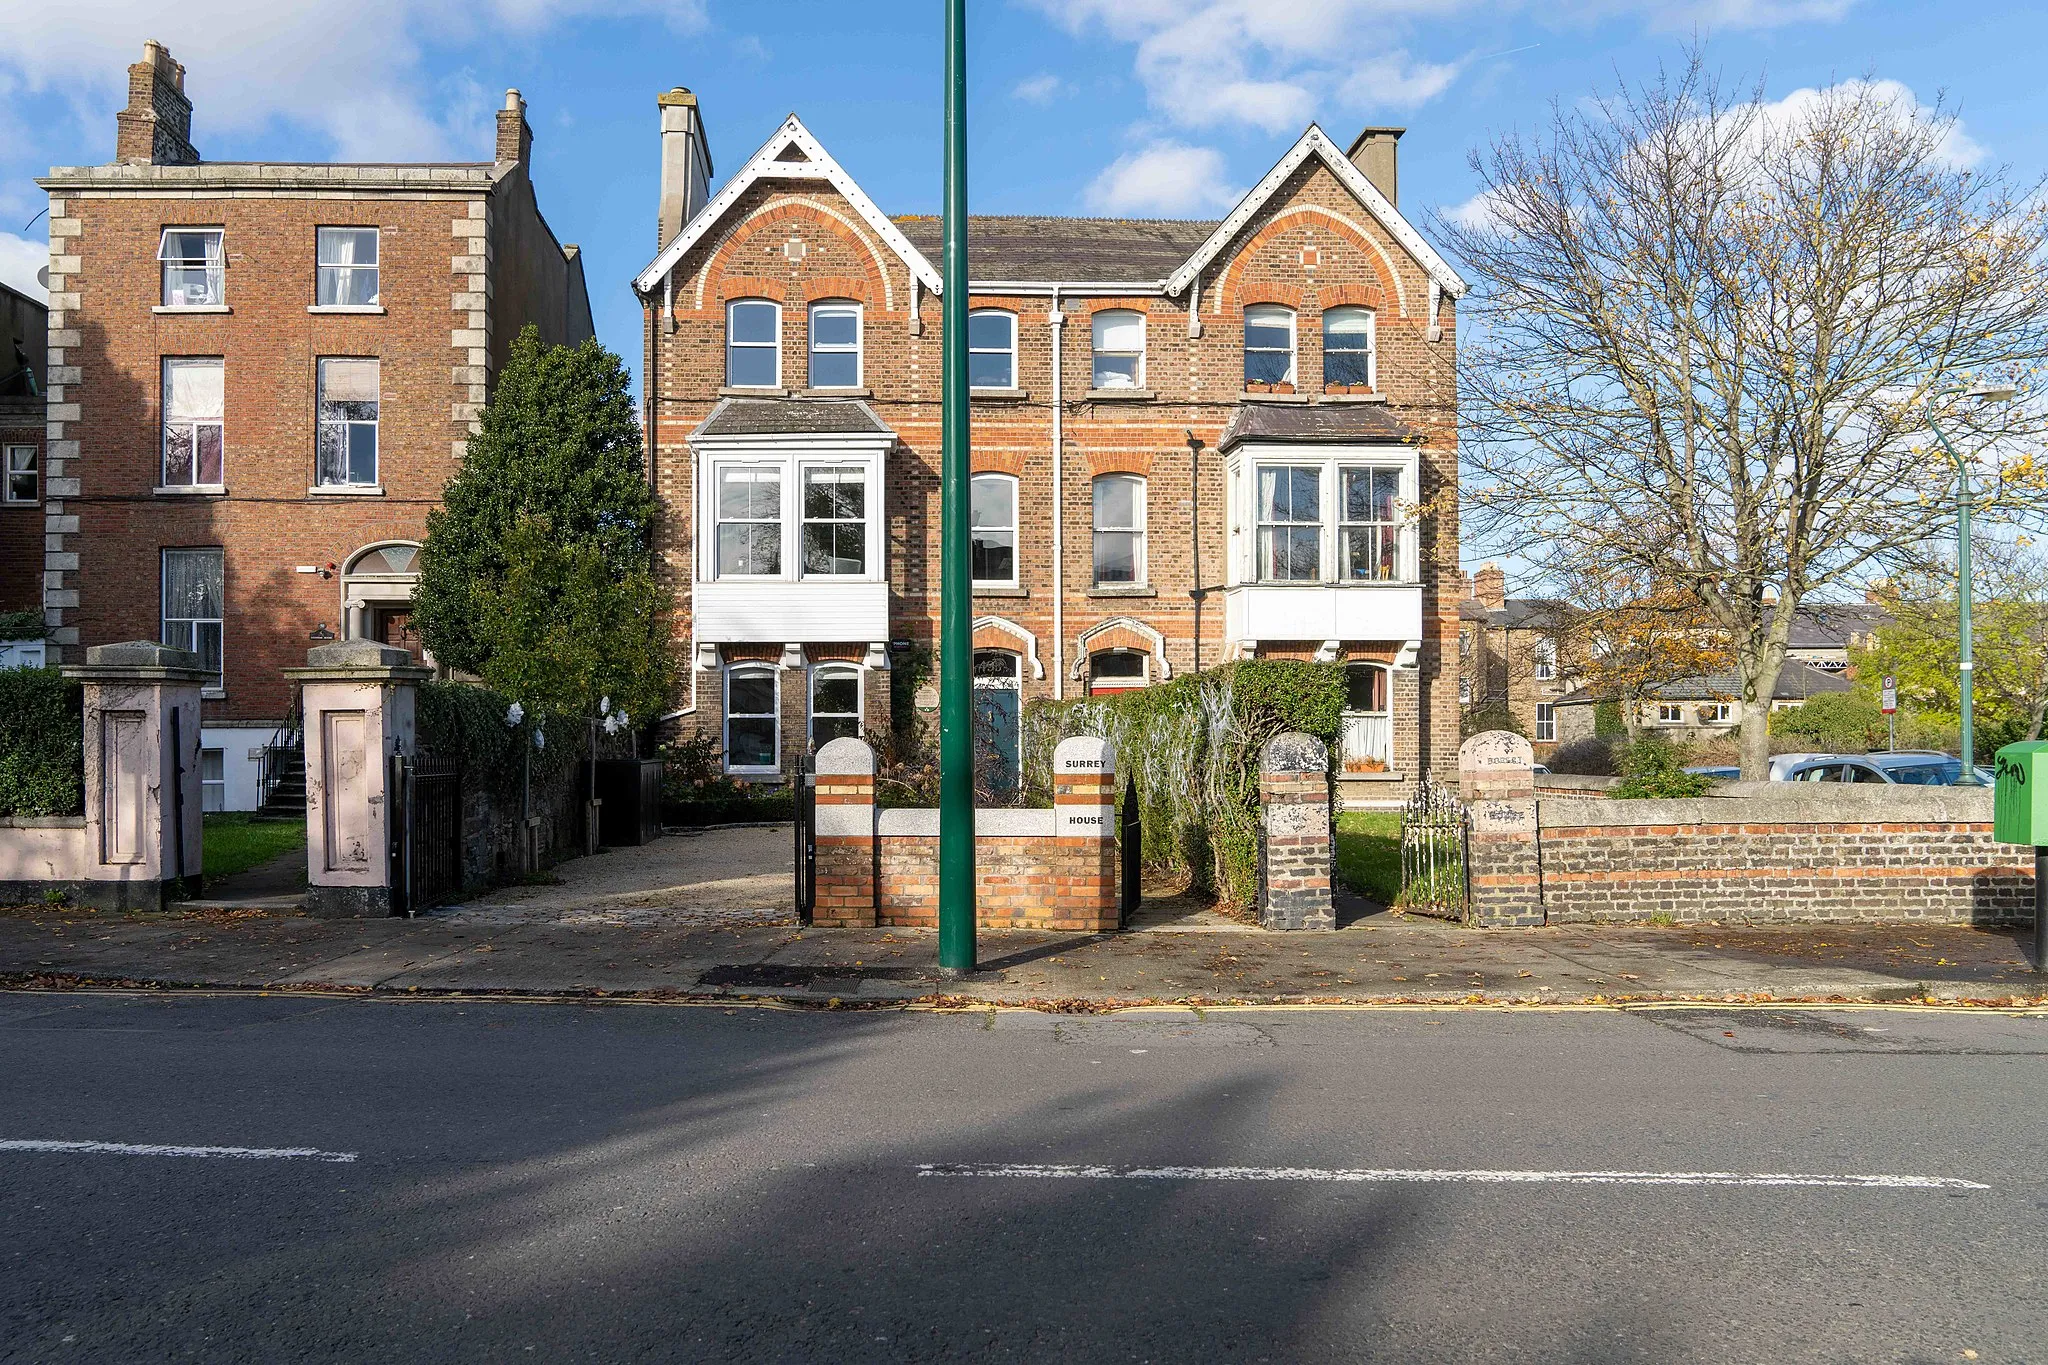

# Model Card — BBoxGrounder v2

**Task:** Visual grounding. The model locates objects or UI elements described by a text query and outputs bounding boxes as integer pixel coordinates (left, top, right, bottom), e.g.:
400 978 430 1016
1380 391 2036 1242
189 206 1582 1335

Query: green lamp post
1925 381 2016 786
936 0 977 974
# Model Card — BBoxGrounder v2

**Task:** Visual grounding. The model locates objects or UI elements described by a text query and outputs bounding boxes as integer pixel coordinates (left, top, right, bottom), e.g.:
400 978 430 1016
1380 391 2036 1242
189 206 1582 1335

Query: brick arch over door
692 197 898 313
971 615 1043 679
1072 616 1171 682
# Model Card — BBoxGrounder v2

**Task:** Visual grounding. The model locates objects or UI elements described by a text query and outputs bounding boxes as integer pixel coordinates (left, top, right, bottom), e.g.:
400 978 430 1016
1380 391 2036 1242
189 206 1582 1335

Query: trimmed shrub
1594 701 1625 737
1547 735 1620 775
1611 739 1711 798
1022 659 1345 908
1769 692 1886 753
0 610 47 642
415 679 576 797
0 669 84 817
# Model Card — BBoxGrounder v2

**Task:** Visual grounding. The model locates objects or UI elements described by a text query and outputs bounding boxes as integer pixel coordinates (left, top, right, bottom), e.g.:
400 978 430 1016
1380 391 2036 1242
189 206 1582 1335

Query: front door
373 607 420 660
971 650 1021 797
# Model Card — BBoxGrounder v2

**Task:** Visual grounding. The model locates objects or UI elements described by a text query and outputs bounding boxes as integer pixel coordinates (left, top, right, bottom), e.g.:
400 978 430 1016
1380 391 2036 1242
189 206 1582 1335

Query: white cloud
0 232 47 302
1746 78 1985 171
1011 73 1071 105
0 0 708 162
1084 142 1238 216
1337 51 1464 110
1445 188 1507 230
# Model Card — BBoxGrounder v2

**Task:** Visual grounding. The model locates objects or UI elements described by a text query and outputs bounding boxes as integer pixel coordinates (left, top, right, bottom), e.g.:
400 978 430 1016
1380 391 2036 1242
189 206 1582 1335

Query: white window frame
1254 463 1323 582
161 357 225 490
315 227 381 307
807 300 863 389
808 664 864 749
968 309 1017 390
1533 638 1557 681
723 665 782 774
971 472 1019 588
1088 650 1149 694
158 227 224 307
315 358 380 488
3 445 37 505
1090 309 1145 390
200 747 227 813
1244 304 1297 387
726 299 782 389
799 463 867 578
1322 306 1377 391
1701 702 1732 724
161 547 224 688
1656 702 1684 725
1091 473 1146 586
714 464 785 579
1336 464 1403 583
1535 704 1556 743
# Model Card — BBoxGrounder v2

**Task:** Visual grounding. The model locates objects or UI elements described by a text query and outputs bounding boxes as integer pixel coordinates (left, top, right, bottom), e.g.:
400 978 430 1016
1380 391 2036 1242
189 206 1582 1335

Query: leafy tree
414 326 672 722
1442 52 2048 778
1461 704 1526 740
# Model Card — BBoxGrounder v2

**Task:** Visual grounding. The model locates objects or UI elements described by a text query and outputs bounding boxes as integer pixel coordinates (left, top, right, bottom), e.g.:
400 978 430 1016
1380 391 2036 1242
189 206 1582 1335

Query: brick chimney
1473 563 1507 611
115 41 199 166
496 89 532 168
657 87 714 248
1346 127 1403 207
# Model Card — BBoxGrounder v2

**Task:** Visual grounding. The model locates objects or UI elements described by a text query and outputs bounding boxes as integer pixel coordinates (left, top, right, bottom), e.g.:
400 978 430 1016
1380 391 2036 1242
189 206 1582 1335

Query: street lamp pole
936 0 977 974
1926 382 2016 786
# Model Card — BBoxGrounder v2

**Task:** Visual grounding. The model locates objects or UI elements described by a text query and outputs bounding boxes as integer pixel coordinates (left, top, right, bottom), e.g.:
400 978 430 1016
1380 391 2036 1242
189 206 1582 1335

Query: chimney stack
1346 127 1403 207
1473 563 1507 612
496 89 532 168
115 41 199 166
657 87 714 248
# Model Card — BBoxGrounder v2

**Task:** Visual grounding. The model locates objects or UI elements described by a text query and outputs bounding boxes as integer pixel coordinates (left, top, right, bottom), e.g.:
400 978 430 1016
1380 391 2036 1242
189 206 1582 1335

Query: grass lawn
203 813 306 881
1334 810 1401 905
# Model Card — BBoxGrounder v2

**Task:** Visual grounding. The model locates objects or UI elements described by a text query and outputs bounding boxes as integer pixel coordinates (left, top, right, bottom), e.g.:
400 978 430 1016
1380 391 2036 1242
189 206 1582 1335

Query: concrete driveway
432 823 795 928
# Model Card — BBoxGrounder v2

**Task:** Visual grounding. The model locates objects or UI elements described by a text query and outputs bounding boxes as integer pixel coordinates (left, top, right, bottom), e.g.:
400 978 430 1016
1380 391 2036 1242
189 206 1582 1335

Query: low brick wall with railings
810 735 1120 932
1532 790 2030 925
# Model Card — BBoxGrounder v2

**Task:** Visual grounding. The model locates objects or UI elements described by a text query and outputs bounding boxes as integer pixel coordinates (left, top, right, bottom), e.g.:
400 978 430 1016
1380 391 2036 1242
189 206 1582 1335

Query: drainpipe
1049 286 1066 700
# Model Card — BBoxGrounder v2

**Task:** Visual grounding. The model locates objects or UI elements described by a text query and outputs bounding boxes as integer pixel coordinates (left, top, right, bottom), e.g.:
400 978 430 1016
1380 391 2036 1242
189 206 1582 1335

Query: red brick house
0 280 46 622
636 101 1465 807
37 42 592 810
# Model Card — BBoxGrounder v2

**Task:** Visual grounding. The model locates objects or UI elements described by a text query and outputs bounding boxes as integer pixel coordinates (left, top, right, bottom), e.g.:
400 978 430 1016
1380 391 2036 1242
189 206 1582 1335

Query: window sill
308 305 387 315
201 687 227 701
801 386 872 398
152 305 231 315
1340 769 1405 782
970 387 1029 401
307 484 385 497
1085 388 1154 401
1239 390 1310 403
719 386 789 398
1087 585 1156 598
973 585 1028 598
154 484 227 497
1320 391 1389 404
0 500 40 510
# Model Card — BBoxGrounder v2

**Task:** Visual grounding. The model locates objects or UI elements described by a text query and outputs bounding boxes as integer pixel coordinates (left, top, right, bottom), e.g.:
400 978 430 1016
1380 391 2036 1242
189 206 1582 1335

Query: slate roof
894 215 1220 284
1786 602 1891 649
694 397 890 438
1216 402 1421 451
1460 596 1568 630
1553 659 1852 706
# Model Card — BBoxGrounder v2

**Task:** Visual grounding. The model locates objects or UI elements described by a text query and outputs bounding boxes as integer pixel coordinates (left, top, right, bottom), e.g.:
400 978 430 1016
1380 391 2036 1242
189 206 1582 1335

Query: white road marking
1 1139 357 1163
917 1163 1986 1190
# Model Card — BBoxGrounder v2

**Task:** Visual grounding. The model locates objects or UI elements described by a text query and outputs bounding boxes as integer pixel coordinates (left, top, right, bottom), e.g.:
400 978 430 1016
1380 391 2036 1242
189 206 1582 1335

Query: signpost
1991 741 2048 972
1881 673 1897 753
935 0 977 976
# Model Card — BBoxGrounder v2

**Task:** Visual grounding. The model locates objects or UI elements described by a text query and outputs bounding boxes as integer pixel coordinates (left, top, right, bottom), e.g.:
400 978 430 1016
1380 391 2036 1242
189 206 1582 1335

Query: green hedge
0 669 84 817
0 610 47 642
415 679 577 797
1022 659 1344 908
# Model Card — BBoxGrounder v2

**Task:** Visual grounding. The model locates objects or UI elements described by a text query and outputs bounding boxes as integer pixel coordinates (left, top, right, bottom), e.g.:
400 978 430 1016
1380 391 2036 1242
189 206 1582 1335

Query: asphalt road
3 993 2045 1363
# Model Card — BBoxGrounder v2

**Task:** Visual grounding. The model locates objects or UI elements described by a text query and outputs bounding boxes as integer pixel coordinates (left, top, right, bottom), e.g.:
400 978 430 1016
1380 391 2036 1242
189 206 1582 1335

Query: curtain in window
161 549 224 678
317 359 380 486
1256 466 1320 580
317 228 380 306
163 359 224 486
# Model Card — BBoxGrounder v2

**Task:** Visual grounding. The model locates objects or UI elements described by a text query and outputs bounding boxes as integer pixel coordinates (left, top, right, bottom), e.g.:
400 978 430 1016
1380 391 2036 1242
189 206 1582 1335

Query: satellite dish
36 266 49 288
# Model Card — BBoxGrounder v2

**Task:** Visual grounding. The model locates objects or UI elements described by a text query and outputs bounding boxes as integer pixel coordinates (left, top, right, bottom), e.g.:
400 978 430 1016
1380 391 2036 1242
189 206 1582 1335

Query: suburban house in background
1457 561 1571 758
1783 597 1890 675
636 94 1467 807
1550 660 1853 744
0 280 46 633
35 41 593 811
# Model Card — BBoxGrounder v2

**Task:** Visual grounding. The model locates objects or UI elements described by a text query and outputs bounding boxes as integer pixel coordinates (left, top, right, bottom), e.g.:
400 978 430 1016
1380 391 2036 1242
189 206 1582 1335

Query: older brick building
38 42 592 809
637 102 1465 806
1458 563 1573 759
0 280 46 619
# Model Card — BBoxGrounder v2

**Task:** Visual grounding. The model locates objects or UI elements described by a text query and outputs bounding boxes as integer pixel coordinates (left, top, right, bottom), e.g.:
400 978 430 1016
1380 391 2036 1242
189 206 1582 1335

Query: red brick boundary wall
1259 732 1334 930
1456 732 2033 926
811 736 1120 931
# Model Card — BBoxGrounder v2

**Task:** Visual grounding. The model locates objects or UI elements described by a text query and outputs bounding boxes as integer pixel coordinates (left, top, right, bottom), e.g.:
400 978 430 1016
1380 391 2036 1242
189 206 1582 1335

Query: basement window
724 666 780 774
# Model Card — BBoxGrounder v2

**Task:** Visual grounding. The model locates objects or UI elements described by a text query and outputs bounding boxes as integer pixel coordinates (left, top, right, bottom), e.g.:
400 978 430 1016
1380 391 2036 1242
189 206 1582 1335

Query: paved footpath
2 899 2044 1007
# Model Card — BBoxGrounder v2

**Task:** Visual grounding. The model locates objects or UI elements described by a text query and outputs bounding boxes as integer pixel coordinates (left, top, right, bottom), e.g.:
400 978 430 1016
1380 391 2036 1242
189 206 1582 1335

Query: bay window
1338 467 1400 581
1092 474 1145 585
716 467 782 576
1244 304 1296 386
968 310 1016 389
971 473 1017 586
1090 309 1144 390
1256 465 1321 581
724 666 780 773
162 358 224 489
726 300 781 388
808 301 862 388
1342 663 1393 771
801 466 865 576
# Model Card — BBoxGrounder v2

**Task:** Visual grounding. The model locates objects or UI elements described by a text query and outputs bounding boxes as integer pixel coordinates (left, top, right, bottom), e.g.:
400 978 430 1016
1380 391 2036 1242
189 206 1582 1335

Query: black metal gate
792 753 816 924
391 753 461 917
1118 776 1142 927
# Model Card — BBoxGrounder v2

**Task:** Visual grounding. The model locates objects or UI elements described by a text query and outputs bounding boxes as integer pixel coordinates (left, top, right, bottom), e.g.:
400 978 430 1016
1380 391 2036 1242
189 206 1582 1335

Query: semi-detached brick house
636 98 1466 808
37 42 593 811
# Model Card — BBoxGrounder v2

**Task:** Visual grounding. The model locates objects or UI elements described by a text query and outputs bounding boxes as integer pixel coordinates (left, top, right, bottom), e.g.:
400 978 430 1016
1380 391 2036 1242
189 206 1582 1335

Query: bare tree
1440 53 2048 777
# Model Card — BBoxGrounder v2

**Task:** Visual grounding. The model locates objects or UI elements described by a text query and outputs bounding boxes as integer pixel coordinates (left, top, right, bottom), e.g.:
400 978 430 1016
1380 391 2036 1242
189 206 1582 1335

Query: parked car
1781 751 1996 786
1683 764 1741 780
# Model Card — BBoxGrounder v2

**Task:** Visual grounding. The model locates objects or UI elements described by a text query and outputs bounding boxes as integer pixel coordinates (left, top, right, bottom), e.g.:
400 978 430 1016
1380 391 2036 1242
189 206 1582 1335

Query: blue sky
4 0 2046 395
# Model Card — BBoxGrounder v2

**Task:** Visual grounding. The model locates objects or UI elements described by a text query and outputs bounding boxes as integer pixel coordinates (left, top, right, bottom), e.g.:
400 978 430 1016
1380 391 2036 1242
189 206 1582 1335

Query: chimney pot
1346 126 1404 208
116 40 199 166
496 89 532 168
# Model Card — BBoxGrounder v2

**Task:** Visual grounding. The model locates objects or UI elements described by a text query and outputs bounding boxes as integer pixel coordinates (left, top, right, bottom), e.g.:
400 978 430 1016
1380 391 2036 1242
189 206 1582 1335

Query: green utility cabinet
1993 741 2048 845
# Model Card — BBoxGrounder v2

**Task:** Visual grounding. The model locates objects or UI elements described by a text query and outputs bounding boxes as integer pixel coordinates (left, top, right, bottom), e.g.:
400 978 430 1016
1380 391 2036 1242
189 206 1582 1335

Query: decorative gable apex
633 114 943 297
1164 124 1467 302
